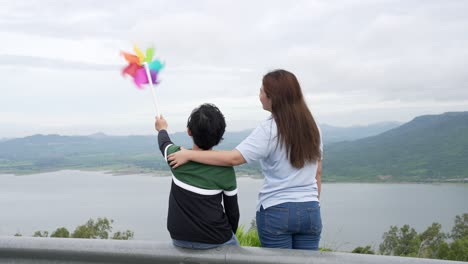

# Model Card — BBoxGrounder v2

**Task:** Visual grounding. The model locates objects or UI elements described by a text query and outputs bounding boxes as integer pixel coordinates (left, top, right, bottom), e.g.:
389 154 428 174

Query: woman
168 69 323 250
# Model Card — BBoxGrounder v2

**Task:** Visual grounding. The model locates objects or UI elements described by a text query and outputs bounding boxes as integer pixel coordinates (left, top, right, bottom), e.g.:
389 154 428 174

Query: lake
0 170 467 251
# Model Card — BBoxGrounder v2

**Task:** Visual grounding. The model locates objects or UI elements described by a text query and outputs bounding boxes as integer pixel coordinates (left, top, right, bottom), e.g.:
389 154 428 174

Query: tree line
15 217 134 240
352 213 467 261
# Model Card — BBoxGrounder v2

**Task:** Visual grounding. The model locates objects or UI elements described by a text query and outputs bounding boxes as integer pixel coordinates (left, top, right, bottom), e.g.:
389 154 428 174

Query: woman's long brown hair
263 69 321 168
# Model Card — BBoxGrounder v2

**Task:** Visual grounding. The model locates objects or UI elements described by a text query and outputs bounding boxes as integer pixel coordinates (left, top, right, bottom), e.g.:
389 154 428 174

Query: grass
236 225 261 247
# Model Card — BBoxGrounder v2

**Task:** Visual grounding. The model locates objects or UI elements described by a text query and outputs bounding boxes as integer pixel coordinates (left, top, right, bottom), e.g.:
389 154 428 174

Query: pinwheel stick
143 62 161 118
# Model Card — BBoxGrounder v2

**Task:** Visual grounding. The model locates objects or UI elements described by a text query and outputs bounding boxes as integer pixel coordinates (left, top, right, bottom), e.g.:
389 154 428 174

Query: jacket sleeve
223 192 240 234
157 130 174 159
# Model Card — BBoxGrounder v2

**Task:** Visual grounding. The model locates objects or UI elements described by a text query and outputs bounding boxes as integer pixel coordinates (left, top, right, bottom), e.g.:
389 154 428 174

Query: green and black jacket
158 130 239 244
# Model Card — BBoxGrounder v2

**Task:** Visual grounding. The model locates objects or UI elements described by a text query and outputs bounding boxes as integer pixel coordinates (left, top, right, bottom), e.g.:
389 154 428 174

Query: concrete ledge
0 236 462 264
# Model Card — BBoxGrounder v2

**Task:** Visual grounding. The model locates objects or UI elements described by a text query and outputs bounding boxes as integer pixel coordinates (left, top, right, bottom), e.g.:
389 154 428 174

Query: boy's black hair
187 103 226 150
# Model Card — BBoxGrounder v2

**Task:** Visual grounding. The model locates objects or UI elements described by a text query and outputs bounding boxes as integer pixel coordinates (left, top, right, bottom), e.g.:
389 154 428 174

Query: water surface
1 170 466 251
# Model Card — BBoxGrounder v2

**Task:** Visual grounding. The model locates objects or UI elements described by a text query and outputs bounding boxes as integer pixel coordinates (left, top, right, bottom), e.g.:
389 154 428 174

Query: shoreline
1 169 467 184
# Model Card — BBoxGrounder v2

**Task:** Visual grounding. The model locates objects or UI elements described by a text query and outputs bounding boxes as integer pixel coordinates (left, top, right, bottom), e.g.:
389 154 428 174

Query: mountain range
324 112 468 182
320 122 402 144
1 112 467 182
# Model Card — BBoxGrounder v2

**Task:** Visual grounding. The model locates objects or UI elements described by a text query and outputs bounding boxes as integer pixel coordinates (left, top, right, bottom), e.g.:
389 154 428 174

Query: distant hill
0 134 161 175
320 122 402 144
324 112 468 182
0 131 258 176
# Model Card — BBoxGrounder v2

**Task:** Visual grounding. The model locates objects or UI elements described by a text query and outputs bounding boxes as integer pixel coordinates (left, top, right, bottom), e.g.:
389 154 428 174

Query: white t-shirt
236 117 323 211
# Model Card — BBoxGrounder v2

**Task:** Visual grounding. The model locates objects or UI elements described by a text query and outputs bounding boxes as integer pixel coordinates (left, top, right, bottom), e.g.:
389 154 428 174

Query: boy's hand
155 115 168 132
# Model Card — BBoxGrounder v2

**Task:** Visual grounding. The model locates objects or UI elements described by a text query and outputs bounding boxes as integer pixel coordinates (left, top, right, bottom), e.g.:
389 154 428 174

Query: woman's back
236 117 322 211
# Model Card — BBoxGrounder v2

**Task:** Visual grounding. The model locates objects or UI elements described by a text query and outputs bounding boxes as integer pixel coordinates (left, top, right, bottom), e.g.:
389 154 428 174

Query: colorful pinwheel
121 45 165 88
121 45 165 117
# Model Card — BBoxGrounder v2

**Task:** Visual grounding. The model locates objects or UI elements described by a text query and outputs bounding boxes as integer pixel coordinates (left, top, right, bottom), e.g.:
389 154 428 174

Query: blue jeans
172 233 239 249
256 201 322 250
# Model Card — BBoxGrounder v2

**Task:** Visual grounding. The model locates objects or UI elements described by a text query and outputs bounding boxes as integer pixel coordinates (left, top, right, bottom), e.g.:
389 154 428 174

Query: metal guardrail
0 236 463 264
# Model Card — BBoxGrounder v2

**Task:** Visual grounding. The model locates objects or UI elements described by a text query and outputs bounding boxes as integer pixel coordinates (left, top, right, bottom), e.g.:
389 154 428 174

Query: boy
155 103 239 249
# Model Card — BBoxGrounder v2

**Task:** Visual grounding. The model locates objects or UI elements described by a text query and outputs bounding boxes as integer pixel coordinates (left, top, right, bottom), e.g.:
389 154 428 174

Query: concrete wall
0 236 463 264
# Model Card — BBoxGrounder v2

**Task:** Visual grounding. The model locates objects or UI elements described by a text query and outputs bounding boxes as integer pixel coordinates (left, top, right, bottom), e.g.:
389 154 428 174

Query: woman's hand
168 149 246 168
168 147 191 169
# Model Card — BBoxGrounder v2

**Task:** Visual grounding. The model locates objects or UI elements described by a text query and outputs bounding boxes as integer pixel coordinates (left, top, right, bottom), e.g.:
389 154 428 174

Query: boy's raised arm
155 116 174 157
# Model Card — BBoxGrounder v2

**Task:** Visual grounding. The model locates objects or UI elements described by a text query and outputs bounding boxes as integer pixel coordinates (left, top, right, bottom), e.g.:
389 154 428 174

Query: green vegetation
111 230 135 240
325 112 468 182
236 220 261 247
19 217 134 240
236 225 261 247
351 213 468 261
51 227 70 238
32 231 49 237
352 245 375 254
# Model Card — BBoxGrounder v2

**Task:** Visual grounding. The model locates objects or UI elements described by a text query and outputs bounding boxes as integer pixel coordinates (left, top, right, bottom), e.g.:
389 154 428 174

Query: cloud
0 0 467 137
0 0 136 40
0 54 118 71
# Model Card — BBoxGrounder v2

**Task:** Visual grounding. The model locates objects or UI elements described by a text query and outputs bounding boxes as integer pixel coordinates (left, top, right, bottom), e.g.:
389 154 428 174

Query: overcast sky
1 0 467 137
